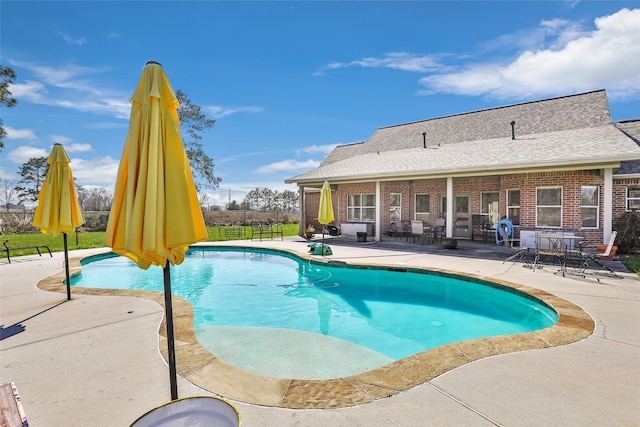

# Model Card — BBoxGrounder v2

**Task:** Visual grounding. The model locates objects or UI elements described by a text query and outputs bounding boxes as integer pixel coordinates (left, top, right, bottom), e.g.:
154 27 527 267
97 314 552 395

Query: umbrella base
307 243 332 256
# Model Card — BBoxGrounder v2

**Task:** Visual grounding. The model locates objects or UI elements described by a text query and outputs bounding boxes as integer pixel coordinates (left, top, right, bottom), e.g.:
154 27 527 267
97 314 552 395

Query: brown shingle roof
614 119 640 175
287 90 640 184
288 124 640 183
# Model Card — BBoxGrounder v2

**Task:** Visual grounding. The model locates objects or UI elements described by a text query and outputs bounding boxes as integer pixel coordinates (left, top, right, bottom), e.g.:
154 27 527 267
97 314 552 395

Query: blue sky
1 1 639 208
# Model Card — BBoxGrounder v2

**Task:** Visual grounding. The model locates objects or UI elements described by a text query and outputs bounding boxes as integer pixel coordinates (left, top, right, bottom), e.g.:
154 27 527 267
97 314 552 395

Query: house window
507 189 520 226
390 193 401 222
628 187 640 211
347 193 375 221
415 194 430 222
581 186 599 228
536 186 562 228
481 192 499 226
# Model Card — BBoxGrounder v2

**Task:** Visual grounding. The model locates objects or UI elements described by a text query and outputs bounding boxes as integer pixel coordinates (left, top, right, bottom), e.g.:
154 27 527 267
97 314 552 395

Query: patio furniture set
504 230 618 279
388 219 619 279
389 219 446 245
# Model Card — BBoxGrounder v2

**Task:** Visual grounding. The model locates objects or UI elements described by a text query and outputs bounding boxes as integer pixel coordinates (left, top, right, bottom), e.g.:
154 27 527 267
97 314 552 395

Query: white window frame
536 186 562 228
628 187 640 211
580 185 599 229
390 193 402 222
347 193 375 222
507 188 520 226
414 193 430 222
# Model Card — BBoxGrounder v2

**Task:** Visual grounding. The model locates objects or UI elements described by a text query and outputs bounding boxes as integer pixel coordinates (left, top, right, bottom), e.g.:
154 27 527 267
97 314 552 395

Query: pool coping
36 246 594 409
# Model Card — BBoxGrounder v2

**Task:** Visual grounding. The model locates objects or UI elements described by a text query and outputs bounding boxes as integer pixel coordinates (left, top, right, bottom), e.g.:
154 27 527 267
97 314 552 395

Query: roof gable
323 90 611 165
288 90 640 184
614 119 640 175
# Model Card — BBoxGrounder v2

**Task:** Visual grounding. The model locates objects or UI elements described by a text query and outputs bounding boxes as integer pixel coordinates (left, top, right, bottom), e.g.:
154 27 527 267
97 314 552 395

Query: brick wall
613 178 640 221
304 173 639 243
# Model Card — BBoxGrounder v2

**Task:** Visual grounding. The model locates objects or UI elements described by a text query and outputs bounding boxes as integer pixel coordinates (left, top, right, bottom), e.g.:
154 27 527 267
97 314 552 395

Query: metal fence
0 209 300 234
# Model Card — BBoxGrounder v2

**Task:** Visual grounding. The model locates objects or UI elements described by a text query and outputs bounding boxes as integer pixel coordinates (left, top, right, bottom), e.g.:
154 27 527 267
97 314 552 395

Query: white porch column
375 181 381 242
298 185 305 236
603 168 613 243
446 177 454 238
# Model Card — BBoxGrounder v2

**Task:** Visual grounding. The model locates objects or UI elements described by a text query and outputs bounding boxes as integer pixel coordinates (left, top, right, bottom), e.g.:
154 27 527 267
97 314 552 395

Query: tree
15 157 48 203
77 186 113 211
280 189 299 212
0 178 19 210
241 187 299 212
227 200 241 210
243 188 262 210
0 65 17 150
260 188 275 211
240 199 251 210
176 89 221 192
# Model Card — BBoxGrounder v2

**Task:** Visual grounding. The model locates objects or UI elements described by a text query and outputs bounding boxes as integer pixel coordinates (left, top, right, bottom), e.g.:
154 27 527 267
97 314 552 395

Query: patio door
438 194 471 238
454 194 471 238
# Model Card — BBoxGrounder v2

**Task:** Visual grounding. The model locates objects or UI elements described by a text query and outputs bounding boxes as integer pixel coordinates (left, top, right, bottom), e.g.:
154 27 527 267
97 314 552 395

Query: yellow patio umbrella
105 61 207 401
317 180 334 247
33 143 84 301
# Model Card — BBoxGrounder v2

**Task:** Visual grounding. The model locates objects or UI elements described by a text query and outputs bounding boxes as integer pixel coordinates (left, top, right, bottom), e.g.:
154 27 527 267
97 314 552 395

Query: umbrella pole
63 233 71 301
163 264 179 400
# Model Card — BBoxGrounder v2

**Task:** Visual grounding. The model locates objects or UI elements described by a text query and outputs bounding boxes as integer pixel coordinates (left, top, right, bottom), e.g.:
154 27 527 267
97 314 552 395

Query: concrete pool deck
1 238 639 425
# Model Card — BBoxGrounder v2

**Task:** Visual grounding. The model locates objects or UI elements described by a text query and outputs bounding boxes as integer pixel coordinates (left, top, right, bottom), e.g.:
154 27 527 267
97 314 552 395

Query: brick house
286 90 640 245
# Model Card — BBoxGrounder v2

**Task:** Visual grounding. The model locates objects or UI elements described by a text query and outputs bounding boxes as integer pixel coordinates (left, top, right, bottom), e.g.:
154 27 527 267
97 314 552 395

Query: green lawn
1 224 301 257
618 254 640 276
3 226 639 276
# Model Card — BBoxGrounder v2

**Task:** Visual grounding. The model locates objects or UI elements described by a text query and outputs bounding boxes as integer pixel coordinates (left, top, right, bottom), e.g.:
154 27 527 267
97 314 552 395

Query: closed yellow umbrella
317 180 334 248
318 181 334 225
33 143 84 300
105 61 207 400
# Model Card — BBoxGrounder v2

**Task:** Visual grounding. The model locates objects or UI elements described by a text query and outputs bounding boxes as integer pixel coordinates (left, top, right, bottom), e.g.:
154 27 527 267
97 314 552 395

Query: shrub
0 212 38 234
81 213 110 232
614 211 640 254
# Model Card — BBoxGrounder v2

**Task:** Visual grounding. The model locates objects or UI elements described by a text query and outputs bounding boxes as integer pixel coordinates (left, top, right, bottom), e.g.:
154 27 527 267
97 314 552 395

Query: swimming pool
73 247 558 380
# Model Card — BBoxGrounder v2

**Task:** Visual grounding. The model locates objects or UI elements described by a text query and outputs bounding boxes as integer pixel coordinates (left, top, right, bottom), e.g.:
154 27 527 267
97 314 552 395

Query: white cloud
254 159 320 174
8 80 48 103
218 151 271 164
6 146 48 163
58 32 86 45
319 52 447 75
50 135 72 145
10 61 105 95
69 156 120 186
3 150 118 187
295 144 338 157
5 126 37 140
7 60 131 118
479 18 585 54
203 105 263 119
66 143 93 153
47 135 93 153
418 8 640 100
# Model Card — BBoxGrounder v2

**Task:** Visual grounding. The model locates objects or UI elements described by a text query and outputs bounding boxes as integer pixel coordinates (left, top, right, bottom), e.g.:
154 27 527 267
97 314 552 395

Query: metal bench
251 223 284 241
223 226 243 240
250 222 270 241
1 239 52 263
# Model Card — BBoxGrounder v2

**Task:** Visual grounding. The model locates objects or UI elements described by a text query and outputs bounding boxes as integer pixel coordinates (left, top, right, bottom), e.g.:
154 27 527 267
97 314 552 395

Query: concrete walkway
1 239 638 426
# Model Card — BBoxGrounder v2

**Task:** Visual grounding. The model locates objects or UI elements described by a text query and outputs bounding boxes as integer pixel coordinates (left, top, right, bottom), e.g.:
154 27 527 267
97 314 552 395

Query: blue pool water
73 247 558 379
